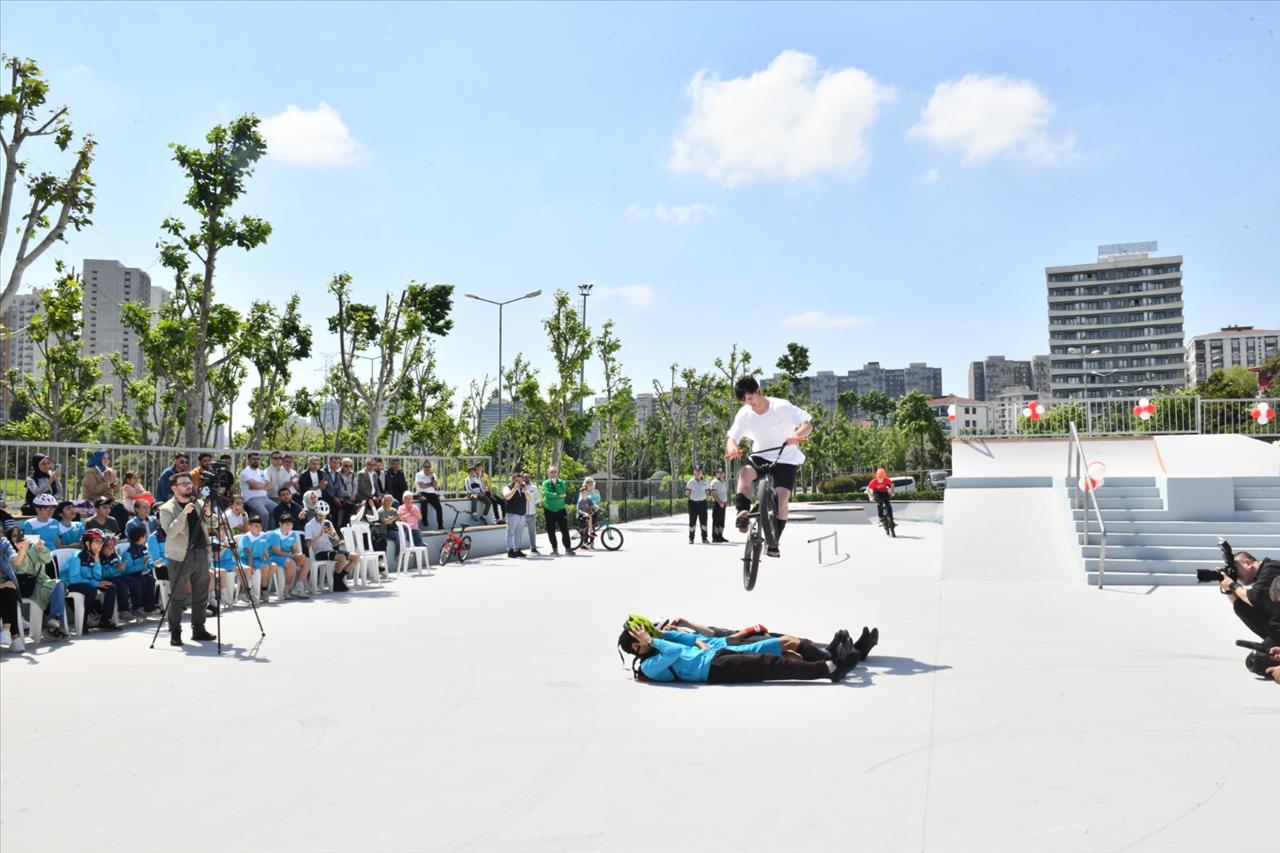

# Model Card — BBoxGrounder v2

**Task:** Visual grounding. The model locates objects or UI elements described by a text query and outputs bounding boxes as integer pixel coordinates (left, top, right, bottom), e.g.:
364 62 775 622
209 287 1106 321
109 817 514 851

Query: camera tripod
150 495 266 654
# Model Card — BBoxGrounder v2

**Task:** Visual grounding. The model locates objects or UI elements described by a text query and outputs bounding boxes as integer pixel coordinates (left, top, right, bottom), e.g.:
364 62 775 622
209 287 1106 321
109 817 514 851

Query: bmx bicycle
569 506 624 551
873 498 897 537
436 503 474 564
725 443 795 592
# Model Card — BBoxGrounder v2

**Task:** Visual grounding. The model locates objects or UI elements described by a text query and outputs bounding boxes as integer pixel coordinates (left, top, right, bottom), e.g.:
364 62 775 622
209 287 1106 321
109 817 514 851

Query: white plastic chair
350 523 388 583
18 599 42 643
309 556 334 594
395 522 431 575
340 525 380 587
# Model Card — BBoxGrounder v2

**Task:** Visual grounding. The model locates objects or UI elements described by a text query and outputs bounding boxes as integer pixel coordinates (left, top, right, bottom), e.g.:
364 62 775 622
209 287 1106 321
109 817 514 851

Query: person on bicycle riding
724 375 813 558
865 469 895 528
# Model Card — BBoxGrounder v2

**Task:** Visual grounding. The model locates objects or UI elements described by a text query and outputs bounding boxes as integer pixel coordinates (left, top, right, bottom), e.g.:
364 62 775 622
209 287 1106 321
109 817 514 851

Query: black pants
469 493 494 521
544 507 571 552
874 495 894 525
711 502 726 540
1233 598 1276 642
687 500 708 541
418 494 444 530
0 587 19 632
68 582 116 621
486 491 504 520
706 651 830 684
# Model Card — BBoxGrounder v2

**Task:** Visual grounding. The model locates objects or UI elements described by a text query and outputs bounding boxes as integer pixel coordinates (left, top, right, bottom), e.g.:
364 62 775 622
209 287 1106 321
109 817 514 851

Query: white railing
949 396 1278 439
1067 422 1108 589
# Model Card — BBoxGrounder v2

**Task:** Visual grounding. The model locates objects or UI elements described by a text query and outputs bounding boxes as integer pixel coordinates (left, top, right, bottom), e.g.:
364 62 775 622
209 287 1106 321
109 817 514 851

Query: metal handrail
1067 422 1107 589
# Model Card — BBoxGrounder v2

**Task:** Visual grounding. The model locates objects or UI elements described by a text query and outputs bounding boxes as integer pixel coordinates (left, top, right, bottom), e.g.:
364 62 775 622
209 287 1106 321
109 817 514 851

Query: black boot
190 626 216 641
333 573 350 592
170 630 183 647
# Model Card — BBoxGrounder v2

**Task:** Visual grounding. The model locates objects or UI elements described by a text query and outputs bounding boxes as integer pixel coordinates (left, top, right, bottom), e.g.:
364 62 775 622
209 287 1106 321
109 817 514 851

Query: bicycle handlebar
723 438 808 461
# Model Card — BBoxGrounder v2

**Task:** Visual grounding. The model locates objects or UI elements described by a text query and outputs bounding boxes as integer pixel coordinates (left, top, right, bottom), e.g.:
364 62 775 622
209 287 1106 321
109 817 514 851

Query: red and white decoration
1251 401 1273 426
1132 398 1157 421
946 403 957 422
1022 400 1046 421
1078 460 1107 493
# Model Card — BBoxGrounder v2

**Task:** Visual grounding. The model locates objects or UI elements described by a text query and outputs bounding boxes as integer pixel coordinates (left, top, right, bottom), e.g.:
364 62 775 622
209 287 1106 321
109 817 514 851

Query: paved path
2 514 1275 853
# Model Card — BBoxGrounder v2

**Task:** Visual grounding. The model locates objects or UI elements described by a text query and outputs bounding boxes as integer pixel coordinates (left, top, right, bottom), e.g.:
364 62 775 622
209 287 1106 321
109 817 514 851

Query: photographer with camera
1214 546 1280 645
158 472 219 645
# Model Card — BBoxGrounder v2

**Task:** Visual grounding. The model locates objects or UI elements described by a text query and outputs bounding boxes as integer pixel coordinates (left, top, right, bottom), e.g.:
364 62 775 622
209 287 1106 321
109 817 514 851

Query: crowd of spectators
0 448 612 653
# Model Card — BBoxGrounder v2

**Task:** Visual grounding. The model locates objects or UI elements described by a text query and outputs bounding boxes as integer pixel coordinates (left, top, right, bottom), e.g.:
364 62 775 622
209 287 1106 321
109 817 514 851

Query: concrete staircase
1068 476 1280 586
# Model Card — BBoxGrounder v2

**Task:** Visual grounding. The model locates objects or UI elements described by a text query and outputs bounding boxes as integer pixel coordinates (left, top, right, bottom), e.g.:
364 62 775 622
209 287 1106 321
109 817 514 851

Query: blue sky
2 0 1277 420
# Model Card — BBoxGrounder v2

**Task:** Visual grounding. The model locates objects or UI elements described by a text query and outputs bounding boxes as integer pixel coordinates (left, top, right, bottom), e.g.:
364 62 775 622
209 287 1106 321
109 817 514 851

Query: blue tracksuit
120 547 152 575
639 638 719 683
59 553 102 587
660 630 782 657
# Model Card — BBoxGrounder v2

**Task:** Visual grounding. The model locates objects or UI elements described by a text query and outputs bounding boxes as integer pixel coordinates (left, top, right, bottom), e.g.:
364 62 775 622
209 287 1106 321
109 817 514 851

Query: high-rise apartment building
968 356 1033 401
82 259 153 381
1186 325 1279 386
1032 355 1052 395
767 362 943 412
1 292 41 420
1046 242 1186 400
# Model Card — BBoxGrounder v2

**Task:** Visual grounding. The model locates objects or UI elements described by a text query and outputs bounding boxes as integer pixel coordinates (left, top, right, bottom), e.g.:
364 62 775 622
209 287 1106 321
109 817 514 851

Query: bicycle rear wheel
457 535 472 563
756 476 778 551
742 531 761 591
601 527 624 551
568 528 583 551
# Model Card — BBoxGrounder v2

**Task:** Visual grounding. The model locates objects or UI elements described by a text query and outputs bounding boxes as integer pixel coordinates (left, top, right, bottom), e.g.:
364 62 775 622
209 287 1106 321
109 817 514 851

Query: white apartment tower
1046 243 1187 400
82 258 153 379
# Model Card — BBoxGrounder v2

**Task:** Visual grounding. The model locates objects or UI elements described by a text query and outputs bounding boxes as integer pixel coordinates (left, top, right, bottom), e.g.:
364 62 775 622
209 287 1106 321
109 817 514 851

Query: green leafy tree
0 55 96 315
327 272 455 453
540 290 594 467
774 342 811 400
595 321 636 504
652 364 685 488
895 390 946 468
836 390 859 420
158 114 271 444
1197 366 1259 400
240 295 313 448
383 344 458 455
0 264 109 439
859 390 895 425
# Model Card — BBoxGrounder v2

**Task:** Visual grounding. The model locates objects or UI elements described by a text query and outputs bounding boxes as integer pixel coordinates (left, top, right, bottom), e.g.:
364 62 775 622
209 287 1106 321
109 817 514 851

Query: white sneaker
0 629 11 647
10 635 26 653
291 582 311 599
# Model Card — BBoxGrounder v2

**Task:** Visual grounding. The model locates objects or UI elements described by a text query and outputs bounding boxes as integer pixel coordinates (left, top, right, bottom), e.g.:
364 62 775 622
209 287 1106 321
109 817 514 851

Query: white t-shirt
224 507 248 532
240 466 268 500
727 397 811 466
414 471 438 494
686 478 710 501
304 517 335 554
525 483 541 516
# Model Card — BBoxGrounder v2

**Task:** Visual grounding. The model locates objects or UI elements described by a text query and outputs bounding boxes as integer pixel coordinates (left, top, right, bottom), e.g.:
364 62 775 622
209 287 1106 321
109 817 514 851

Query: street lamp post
578 283 593 414
466 290 542 472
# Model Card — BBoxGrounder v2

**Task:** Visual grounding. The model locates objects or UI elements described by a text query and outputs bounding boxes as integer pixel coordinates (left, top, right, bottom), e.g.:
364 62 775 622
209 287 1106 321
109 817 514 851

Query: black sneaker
97 619 121 631
766 545 780 558
829 653 861 682
735 510 750 533
170 632 183 647
507 550 518 558
514 550 527 558
701 537 710 544
829 630 852 659
688 538 694 545
190 627 216 642
852 627 879 661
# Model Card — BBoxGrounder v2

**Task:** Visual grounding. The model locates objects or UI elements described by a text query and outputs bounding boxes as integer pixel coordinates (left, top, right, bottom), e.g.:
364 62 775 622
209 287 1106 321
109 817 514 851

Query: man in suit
356 457 385 519
157 472 220 646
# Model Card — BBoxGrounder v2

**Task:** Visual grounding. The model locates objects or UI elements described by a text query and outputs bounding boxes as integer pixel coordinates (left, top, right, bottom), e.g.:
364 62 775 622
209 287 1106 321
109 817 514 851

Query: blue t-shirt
238 533 274 568
23 518 61 551
56 521 85 548
660 630 781 657
639 638 718 683
269 530 300 564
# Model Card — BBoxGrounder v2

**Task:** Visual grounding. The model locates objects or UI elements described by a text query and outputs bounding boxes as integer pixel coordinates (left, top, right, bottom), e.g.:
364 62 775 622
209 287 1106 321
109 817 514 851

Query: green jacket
541 478 568 512
14 540 61 611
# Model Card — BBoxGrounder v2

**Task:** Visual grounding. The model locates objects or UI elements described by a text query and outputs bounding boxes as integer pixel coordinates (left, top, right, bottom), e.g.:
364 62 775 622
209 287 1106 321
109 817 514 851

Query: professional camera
1236 639 1275 677
1195 538 1240 583
200 461 236 511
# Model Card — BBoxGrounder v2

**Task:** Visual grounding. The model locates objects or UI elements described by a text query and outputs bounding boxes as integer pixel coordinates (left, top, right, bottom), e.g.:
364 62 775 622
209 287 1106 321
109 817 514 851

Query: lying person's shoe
829 652 861 682
190 627 216 641
736 510 750 533
852 627 878 661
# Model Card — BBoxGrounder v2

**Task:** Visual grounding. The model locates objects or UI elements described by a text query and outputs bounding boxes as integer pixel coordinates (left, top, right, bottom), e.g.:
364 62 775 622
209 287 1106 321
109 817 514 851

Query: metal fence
949 396 1279 439
0 441 490 506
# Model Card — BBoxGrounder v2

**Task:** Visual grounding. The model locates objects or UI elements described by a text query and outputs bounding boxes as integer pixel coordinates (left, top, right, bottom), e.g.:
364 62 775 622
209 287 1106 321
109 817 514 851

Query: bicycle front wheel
457 535 472 563
601 526 624 551
756 477 778 551
438 538 454 564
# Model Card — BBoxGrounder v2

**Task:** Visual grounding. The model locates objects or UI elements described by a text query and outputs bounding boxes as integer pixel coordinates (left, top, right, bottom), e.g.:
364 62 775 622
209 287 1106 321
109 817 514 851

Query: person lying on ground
618 623 877 685
630 613 855 661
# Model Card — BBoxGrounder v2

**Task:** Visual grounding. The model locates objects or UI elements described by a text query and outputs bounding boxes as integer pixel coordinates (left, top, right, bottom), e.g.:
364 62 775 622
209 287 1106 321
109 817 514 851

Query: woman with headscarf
23 454 64 514
80 450 119 502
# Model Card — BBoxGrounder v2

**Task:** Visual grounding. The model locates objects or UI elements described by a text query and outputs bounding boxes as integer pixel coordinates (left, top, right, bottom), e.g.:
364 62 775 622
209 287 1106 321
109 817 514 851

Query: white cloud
918 168 942 184
909 73 1075 165
260 103 364 168
625 202 722 225
782 311 872 330
669 50 894 187
596 284 656 310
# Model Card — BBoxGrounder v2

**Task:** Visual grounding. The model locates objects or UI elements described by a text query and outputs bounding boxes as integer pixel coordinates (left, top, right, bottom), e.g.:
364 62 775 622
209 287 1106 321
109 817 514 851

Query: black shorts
314 550 337 561
744 456 798 492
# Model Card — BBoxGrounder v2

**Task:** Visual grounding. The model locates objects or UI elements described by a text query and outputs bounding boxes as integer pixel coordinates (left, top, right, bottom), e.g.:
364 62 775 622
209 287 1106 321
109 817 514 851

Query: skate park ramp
952 434 1278 480
942 486 1079 582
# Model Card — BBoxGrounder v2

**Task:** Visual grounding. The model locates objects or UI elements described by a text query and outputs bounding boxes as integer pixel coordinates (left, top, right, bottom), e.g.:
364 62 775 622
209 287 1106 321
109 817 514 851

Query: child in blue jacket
59 530 120 631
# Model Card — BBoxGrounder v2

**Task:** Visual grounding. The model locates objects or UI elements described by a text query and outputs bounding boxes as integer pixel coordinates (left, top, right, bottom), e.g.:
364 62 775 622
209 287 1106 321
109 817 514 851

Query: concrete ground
2 513 1275 853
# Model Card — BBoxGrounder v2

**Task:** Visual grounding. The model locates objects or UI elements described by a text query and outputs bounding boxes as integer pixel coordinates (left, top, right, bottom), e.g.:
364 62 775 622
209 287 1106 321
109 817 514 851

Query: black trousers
874 495 894 524
687 500 708 540
706 651 830 684
469 493 494 521
418 493 444 529
711 502 726 540
545 507 571 551
0 587 19 632
1233 598 1276 642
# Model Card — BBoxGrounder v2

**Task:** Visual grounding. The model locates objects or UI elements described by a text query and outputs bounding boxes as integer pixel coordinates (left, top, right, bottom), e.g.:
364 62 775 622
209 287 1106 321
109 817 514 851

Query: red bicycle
437 504 473 564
